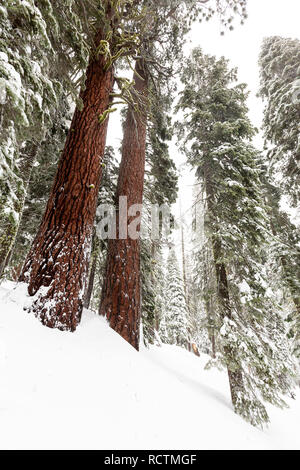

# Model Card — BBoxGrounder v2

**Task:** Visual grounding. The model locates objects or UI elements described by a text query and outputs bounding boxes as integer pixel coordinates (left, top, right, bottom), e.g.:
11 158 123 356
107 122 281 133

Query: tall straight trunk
19 25 115 332
99 59 148 350
205 297 216 359
180 222 192 351
269 218 300 317
205 171 244 410
83 234 100 310
280 256 300 315
0 142 38 277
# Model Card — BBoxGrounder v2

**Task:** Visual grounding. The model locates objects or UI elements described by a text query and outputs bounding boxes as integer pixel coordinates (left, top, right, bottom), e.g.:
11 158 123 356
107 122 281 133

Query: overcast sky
172 0 300 239
188 0 300 131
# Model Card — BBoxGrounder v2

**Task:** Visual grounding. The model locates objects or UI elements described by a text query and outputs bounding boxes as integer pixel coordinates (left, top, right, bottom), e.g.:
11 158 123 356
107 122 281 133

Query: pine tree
259 35 300 361
265 181 300 359
8 95 71 276
259 36 300 205
141 88 178 346
177 47 295 426
159 249 189 348
0 0 107 276
190 187 219 357
0 1 62 276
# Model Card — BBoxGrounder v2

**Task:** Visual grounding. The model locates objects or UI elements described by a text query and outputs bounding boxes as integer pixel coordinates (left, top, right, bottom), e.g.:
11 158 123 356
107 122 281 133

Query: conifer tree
159 249 189 348
0 1 110 276
177 47 295 426
0 1 62 276
8 96 71 276
265 182 300 359
141 89 178 346
259 36 300 205
259 36 300 360
99 57 148 349
191 191 219 357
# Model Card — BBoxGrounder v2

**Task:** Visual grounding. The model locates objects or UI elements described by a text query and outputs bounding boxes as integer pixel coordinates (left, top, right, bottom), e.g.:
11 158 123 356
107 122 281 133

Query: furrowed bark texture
19 28 114 332
99 59 148 350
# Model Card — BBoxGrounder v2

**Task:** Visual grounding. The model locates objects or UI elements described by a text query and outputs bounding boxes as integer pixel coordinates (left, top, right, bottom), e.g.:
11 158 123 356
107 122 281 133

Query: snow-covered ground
0 281 299 450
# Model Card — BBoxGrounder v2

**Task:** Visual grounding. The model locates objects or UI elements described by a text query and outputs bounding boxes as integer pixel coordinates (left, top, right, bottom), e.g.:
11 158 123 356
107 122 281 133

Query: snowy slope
0 281 299 450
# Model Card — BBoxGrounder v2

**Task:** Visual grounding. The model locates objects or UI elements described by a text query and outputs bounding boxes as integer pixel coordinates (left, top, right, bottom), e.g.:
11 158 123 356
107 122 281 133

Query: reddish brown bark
19 27 115 331
99 59 148 350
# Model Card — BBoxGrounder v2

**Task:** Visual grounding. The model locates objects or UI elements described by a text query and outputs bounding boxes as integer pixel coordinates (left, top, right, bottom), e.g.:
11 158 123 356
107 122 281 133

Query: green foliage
177 47 295 426
159 249 189 348
141 239 165 346
259 36 300 205
10 96 71 271
0 0 99 274
265 181 300 359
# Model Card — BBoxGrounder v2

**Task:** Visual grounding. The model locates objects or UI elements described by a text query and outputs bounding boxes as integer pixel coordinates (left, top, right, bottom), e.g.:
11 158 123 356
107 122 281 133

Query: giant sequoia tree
99 57 148 349
19 1 142 331
177 48 294 426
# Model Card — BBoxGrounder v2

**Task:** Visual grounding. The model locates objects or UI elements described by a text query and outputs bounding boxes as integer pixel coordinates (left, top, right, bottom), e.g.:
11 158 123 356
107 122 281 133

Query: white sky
173 0 300 240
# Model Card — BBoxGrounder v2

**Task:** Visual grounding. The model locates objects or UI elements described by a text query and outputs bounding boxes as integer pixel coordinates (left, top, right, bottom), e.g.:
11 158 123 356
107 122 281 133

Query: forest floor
0 281 299 450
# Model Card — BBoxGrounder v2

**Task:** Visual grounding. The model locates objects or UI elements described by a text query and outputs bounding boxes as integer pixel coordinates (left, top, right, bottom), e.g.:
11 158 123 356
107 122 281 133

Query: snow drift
0 281 299 450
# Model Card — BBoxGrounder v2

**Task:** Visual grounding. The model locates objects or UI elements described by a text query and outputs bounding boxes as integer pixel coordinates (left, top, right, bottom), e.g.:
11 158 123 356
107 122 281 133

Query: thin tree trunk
19 25 115 331
84 234 100 310
99 59 148 350
180 222 192 351
0 142 38 277
206 297 216 359
269 215 300 317
205 171 244 410
211 330 216 359
212 247 244 406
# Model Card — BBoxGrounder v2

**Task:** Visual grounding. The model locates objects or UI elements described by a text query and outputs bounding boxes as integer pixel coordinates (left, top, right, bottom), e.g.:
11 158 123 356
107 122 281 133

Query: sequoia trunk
99 59 148 350
19 27 115 331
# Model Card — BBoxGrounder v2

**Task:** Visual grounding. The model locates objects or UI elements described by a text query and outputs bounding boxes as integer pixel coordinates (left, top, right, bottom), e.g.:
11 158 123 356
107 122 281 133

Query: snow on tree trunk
99 59 148 350
19 31 114 332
